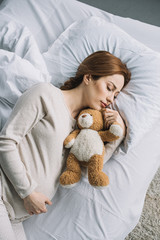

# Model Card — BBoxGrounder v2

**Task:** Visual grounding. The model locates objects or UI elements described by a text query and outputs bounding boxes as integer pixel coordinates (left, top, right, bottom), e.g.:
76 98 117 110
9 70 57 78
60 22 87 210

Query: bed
0 0 160 239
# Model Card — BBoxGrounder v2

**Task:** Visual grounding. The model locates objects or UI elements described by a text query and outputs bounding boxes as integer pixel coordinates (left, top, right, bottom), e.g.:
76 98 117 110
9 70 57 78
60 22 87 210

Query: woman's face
84 74 124 110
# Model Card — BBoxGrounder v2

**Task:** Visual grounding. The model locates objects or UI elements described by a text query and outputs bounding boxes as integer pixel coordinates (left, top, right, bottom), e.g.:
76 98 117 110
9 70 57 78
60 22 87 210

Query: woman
0 51 130 239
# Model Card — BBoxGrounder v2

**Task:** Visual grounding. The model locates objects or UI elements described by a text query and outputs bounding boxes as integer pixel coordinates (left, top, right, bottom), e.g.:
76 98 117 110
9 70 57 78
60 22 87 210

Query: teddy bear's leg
60 153 81 188
88 153 109 188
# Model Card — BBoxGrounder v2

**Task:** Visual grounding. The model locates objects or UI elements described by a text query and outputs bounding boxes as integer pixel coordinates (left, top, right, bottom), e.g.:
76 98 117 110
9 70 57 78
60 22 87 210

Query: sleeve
103 135 125 164
0 83 47 199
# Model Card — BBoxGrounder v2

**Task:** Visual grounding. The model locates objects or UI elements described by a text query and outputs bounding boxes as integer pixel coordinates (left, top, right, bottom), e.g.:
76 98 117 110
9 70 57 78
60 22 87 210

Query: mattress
0 0 160 239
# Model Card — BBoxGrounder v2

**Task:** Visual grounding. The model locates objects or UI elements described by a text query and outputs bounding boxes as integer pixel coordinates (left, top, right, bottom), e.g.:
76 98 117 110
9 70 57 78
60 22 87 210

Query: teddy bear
60 108 123 188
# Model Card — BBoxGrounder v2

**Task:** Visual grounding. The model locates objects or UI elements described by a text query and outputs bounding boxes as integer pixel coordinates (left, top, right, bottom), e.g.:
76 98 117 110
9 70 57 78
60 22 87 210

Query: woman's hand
102 108 126 136
23 191 52 215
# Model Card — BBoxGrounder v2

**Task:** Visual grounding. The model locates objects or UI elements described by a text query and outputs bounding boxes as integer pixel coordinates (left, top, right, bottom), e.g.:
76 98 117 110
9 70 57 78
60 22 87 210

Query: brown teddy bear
60 108 123 188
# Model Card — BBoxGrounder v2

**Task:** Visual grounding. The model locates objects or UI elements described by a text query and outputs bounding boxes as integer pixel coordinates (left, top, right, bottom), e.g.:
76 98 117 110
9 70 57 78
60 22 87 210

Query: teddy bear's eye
90 114 92 116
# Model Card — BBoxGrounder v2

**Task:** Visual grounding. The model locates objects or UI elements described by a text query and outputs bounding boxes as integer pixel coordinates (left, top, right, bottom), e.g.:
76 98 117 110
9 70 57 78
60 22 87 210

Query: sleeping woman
0 51 131 240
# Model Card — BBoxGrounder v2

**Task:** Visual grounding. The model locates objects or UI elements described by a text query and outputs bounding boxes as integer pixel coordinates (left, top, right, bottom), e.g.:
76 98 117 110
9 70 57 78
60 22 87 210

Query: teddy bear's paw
65 139 75 148
109 123 123 137
61 182 78 189
60 171 81 187
88 172 109 188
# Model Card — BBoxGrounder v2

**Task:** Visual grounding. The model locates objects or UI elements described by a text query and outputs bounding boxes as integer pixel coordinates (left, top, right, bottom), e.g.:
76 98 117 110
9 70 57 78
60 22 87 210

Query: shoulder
24 82 59 97
16 83 59 106
29 82 57 92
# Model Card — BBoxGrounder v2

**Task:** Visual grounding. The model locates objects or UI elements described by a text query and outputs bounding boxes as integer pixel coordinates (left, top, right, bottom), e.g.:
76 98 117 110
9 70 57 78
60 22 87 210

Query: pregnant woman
0 51 130 239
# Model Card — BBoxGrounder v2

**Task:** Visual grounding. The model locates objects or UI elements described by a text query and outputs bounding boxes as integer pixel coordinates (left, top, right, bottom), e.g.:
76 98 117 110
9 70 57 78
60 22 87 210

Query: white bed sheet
0 0 160 239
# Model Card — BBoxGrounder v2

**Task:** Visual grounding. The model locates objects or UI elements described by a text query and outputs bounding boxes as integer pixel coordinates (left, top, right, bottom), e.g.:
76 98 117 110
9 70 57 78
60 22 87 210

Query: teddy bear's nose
82 114 87 118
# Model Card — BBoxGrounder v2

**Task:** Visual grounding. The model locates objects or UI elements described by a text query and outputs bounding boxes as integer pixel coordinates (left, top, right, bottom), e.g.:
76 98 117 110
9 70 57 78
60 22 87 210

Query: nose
82 114 87 118
106 94 114 105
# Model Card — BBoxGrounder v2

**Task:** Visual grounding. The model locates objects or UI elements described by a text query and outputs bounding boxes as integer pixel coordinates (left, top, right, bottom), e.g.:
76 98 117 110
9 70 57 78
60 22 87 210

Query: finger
102 108 110 113
105 118 115 128
104 116 115 121
105 108 116 112
102 108 115 113
105 117 115 126
41 206 47 213
103 113 114 118
103 109 116 114
45 199 52 205
35 210 41 215
41 209 47 213
104 112 119 119
107 120 116 127
106 122 111 129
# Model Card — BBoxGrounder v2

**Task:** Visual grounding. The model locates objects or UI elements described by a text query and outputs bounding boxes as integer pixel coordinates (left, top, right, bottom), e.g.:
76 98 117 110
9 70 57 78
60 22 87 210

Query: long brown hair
60 51 131 90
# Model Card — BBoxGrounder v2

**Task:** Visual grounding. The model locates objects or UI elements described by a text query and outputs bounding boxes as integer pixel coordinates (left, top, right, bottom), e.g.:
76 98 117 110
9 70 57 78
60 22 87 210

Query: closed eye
107 86 112 91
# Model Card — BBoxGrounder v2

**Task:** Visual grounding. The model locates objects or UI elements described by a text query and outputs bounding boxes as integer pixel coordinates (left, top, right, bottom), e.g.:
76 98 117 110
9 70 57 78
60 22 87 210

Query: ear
83 74 92 85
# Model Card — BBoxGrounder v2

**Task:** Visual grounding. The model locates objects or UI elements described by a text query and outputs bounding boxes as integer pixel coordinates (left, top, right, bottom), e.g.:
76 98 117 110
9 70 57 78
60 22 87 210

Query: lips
101 101 107 108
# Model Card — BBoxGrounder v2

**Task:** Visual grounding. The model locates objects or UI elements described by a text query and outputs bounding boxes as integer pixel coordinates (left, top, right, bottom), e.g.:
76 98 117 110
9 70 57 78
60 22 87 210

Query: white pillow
43 16 160 153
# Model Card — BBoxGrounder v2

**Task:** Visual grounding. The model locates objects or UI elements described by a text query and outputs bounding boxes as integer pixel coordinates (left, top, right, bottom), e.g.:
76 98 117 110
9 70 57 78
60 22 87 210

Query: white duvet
0 0 160 240
0 14 51 129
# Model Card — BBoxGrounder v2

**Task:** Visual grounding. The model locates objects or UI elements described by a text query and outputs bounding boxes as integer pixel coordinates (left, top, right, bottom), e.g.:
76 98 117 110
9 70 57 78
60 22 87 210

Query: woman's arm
102 108 126 136
0 83 47 199
101 108 126 164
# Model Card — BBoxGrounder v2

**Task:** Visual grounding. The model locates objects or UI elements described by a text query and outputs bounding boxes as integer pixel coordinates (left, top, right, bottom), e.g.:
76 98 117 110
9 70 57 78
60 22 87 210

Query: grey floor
78 0 160 27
